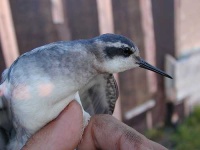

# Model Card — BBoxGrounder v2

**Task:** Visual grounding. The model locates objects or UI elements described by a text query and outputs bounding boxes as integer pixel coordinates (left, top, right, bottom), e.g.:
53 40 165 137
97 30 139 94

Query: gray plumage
0 33 172 149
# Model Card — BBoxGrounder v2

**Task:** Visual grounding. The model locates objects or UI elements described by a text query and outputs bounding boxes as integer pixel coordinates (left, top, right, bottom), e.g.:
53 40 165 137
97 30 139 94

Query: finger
78 114 167 150
23 100 83 150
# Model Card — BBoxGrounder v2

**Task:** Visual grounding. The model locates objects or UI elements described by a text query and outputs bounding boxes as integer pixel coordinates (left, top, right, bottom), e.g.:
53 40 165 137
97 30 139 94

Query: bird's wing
79 74 118 115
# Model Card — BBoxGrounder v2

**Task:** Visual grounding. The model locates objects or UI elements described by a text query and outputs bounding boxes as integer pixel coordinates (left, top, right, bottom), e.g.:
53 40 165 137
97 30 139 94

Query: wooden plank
0 0 19 67
125 99 155 120
51 0 64 24
139 0 157 94
146 110 153 129
165 52 200 102
96 0 114 33
112 0 151 116
51 0 71 41
9 0 59 54
151 0 175 69
63 0 99 39
175 0 200 57
96 0 121 120
165 55 176 101
151 0 176 124
0 42 6 74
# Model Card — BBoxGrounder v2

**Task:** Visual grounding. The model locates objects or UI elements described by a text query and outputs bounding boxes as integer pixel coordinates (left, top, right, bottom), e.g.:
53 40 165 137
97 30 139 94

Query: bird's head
92 33 172 79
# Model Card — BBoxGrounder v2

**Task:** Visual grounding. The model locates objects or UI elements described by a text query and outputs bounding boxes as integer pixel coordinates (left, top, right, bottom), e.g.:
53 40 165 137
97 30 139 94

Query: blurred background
1 0 200 149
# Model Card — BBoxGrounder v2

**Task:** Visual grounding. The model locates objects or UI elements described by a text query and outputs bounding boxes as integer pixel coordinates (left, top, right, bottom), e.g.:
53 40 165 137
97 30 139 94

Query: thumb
23 100 83 150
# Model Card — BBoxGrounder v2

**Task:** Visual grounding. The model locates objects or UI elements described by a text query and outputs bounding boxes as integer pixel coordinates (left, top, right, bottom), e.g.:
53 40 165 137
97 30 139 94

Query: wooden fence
1 0 197 132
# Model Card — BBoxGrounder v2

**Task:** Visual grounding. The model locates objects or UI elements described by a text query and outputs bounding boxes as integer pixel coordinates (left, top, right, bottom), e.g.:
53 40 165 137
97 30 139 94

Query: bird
0 33 172 149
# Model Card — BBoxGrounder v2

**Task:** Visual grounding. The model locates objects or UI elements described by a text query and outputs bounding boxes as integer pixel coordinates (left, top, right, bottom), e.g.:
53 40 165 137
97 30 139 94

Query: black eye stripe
104 46 133 59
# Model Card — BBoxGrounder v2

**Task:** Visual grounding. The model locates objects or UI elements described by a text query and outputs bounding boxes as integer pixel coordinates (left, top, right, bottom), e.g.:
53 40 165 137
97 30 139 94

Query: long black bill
138 59 173 79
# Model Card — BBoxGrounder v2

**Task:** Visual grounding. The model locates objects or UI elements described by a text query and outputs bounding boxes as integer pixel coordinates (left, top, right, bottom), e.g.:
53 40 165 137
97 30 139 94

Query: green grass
145 128 164 141
145 107 200 150
172 107 200 150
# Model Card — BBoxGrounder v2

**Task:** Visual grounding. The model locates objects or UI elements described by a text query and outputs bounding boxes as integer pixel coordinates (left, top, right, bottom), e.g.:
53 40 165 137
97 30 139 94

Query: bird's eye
123 47 133 57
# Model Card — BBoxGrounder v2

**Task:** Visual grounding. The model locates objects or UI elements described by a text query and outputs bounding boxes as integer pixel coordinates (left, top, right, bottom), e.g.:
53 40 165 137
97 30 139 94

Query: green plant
172 107 200 150
145 128 164 141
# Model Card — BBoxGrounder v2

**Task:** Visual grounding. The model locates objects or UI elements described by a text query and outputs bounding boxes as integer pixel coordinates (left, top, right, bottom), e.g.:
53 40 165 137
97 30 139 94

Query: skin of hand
23 101 167 150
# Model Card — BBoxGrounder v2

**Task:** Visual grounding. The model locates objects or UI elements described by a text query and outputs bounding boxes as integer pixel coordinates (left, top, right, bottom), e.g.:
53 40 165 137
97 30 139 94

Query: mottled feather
80 74 118 115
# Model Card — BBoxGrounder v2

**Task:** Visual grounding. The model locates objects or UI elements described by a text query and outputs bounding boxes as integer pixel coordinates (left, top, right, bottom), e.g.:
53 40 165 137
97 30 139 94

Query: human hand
23 100 167 150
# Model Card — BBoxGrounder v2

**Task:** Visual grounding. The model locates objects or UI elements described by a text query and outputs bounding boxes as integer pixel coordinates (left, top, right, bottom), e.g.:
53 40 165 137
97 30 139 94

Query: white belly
13 93 76 134
10 78 79 134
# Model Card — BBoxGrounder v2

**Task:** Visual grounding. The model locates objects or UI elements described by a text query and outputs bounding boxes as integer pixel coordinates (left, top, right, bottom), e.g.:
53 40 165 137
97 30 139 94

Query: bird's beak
137 58 173 79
